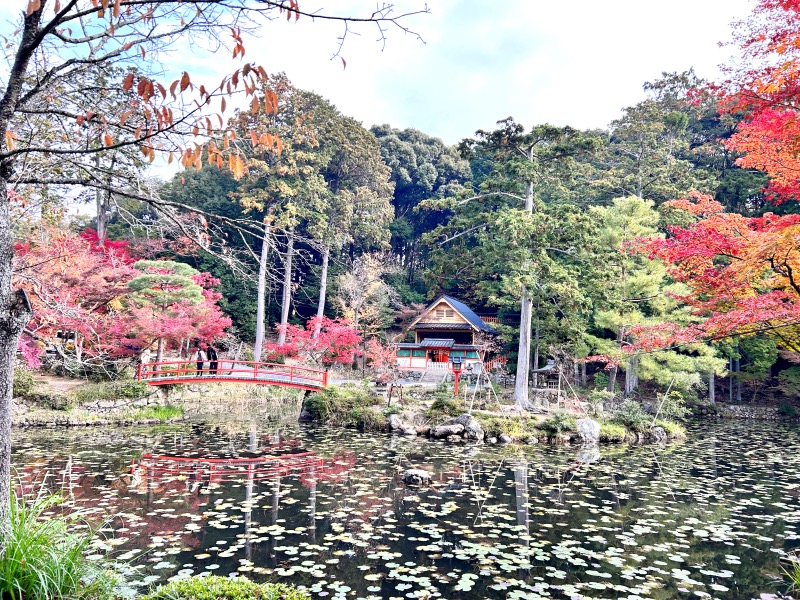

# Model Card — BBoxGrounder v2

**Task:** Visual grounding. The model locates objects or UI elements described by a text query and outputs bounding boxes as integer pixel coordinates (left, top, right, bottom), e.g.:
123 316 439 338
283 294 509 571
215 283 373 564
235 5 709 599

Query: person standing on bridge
191 344 206 376
207 345 219 376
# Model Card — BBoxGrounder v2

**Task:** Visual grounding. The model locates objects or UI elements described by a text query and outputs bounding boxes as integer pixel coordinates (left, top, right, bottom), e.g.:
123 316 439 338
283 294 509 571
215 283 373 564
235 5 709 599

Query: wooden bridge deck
136 360 327 392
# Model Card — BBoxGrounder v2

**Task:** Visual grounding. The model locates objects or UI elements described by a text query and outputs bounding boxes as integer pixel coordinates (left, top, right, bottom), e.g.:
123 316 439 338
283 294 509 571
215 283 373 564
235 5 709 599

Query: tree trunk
624 354 638 395
735 357 742 403
0 215 33 529
580 361 587 387
708 371 715 405
607 325 625 393
514 179 535 409
155 336 165 370
253 223 271 362
313 245 330 339
277 229 295 347
514 293 533 408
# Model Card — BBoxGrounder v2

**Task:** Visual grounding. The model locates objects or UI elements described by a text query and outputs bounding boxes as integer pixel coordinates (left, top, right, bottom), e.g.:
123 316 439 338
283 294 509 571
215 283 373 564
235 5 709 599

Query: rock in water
431 423 465 438
436 413 484 442
649 426 668 442
298 407 314 423
576 418 601 444
403 469 432 485
446 434 463 443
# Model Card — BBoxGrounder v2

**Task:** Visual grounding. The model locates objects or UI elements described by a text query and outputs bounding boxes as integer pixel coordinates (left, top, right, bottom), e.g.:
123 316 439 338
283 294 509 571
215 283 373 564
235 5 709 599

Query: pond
10 417 800 599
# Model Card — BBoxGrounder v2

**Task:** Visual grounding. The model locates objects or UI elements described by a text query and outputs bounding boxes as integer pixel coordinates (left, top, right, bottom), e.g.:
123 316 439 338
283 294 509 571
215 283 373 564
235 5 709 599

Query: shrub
785 558 800 593
538 411 575 436
12 368 36 399
656 419 687 438
142 576 309 600
304 384 382 429
0 492 118 600
72 379 151 404
778 403 799 418
593 372 609 390
475 414 533 441
599 422 626 442
778 367 800 398
655 390 689 420
612 400 651 432
126 404 184 422
586 389 616 418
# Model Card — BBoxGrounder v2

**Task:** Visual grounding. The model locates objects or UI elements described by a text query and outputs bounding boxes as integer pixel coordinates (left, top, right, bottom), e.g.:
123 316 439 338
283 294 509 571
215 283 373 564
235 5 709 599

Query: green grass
474 413 537 442
125 404 184 422
71 379 151 404
599 421 627 442
0 492 118 600
538 411 576 436
142 575 310 600
655 419 687 438
784 558 800 592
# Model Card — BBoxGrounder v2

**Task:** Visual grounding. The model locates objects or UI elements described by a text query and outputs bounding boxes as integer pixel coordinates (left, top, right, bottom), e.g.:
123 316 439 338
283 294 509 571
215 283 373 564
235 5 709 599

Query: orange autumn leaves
630 193 800 351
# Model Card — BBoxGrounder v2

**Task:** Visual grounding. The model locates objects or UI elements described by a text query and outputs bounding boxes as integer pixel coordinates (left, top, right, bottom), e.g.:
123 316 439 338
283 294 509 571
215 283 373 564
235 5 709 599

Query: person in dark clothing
207 345 219 375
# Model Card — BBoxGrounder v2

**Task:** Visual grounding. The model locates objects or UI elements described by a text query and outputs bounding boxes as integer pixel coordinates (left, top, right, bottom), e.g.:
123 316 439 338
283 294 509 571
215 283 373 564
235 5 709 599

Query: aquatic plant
142 575 309 600
0 492 118 600
125 404 184 422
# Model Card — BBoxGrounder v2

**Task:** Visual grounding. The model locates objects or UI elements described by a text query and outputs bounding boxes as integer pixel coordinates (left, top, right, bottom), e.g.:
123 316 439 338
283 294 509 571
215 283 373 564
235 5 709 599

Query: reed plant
0 491 118 600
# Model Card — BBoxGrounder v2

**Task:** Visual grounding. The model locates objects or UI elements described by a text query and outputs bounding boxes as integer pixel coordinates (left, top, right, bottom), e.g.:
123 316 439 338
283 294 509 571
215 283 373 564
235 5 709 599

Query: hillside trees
370 126 471 291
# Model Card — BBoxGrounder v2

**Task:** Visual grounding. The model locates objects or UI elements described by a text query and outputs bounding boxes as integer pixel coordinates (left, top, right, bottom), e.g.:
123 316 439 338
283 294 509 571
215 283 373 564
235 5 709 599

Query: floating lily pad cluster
11 420 800 599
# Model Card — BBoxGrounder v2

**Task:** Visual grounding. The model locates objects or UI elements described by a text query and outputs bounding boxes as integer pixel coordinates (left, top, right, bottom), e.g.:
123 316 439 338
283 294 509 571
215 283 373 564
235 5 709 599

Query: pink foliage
17 335 42 369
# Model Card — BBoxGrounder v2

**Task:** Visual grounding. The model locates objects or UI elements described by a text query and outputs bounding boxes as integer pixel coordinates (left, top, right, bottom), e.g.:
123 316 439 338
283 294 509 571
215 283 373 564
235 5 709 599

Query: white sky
1 0 754 146
212 0 755 144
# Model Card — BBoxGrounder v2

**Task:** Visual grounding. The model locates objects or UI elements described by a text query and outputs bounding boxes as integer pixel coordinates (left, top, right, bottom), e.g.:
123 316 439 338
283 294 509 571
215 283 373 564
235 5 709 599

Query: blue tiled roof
437 294 498 334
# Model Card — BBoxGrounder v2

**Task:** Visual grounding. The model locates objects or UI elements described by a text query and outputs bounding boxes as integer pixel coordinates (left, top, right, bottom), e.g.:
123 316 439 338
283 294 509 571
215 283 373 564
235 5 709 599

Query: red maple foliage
630 193 800 351
266 317 362 367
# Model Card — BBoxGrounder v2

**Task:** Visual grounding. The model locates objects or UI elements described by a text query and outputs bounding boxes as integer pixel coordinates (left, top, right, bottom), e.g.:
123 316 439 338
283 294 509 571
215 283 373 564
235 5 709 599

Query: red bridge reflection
131 439 355 488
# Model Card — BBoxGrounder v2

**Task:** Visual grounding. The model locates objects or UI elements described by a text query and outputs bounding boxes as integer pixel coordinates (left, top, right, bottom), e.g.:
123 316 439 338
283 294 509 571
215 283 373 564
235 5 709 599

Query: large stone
298 408 314 423
442 413 484 442
388 413 403 430
576 418 601 444
498 434 512 445
431 423 465 438
649 426 668 443
400 426 418 437
446 434 463 443
402 469 432 485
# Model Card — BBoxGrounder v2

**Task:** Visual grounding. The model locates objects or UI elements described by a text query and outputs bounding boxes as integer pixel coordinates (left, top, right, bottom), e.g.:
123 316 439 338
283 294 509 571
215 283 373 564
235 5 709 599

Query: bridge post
289 366 294 384
254 362 259 380
137 363 142 381
323 370 328 387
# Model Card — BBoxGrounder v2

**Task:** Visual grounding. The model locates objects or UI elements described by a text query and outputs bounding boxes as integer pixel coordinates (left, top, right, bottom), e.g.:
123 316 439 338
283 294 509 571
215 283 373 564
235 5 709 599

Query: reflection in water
11 421 800 599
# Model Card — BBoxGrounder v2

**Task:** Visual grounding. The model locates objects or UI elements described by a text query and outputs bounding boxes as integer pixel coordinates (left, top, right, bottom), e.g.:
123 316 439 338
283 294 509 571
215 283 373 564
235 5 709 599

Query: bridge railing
136 359 328 387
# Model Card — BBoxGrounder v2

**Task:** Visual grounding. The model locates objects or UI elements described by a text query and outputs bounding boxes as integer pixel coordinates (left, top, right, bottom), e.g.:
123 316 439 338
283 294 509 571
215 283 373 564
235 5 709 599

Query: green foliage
784 559 800 593
593 372 609 390
304 385 384 430
474 413 535 441
425 384 464 420
71 380 151 404
586 389 616 418
0 492 118 600
599 421 627 442
656 390 689 420
777 404 799 419
777 367 800 398
126 404 184 422
655 419 687 438
12 368 36 399
538 411 576 436
612 400 651 432
142 576 309 600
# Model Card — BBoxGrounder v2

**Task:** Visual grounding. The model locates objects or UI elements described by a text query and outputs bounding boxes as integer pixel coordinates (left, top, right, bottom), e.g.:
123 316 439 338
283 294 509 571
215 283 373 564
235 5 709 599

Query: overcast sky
212 0 754 144
1 0 755 146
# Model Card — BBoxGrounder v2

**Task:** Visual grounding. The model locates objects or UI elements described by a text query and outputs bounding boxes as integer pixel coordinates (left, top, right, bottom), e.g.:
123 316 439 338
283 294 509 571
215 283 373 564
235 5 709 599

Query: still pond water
10 419 800 599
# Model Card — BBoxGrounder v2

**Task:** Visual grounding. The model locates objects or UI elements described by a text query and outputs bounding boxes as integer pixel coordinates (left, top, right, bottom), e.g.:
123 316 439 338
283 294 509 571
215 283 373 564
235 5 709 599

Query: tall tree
439 119 599 408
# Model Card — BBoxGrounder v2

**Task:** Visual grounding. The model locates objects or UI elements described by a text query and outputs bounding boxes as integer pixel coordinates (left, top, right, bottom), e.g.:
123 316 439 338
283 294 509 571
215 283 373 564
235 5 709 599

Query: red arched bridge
136 360 328 392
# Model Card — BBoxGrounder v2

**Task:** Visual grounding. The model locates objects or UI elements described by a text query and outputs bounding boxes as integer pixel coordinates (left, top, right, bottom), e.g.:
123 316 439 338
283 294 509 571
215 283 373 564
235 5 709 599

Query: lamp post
450 355 464 396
